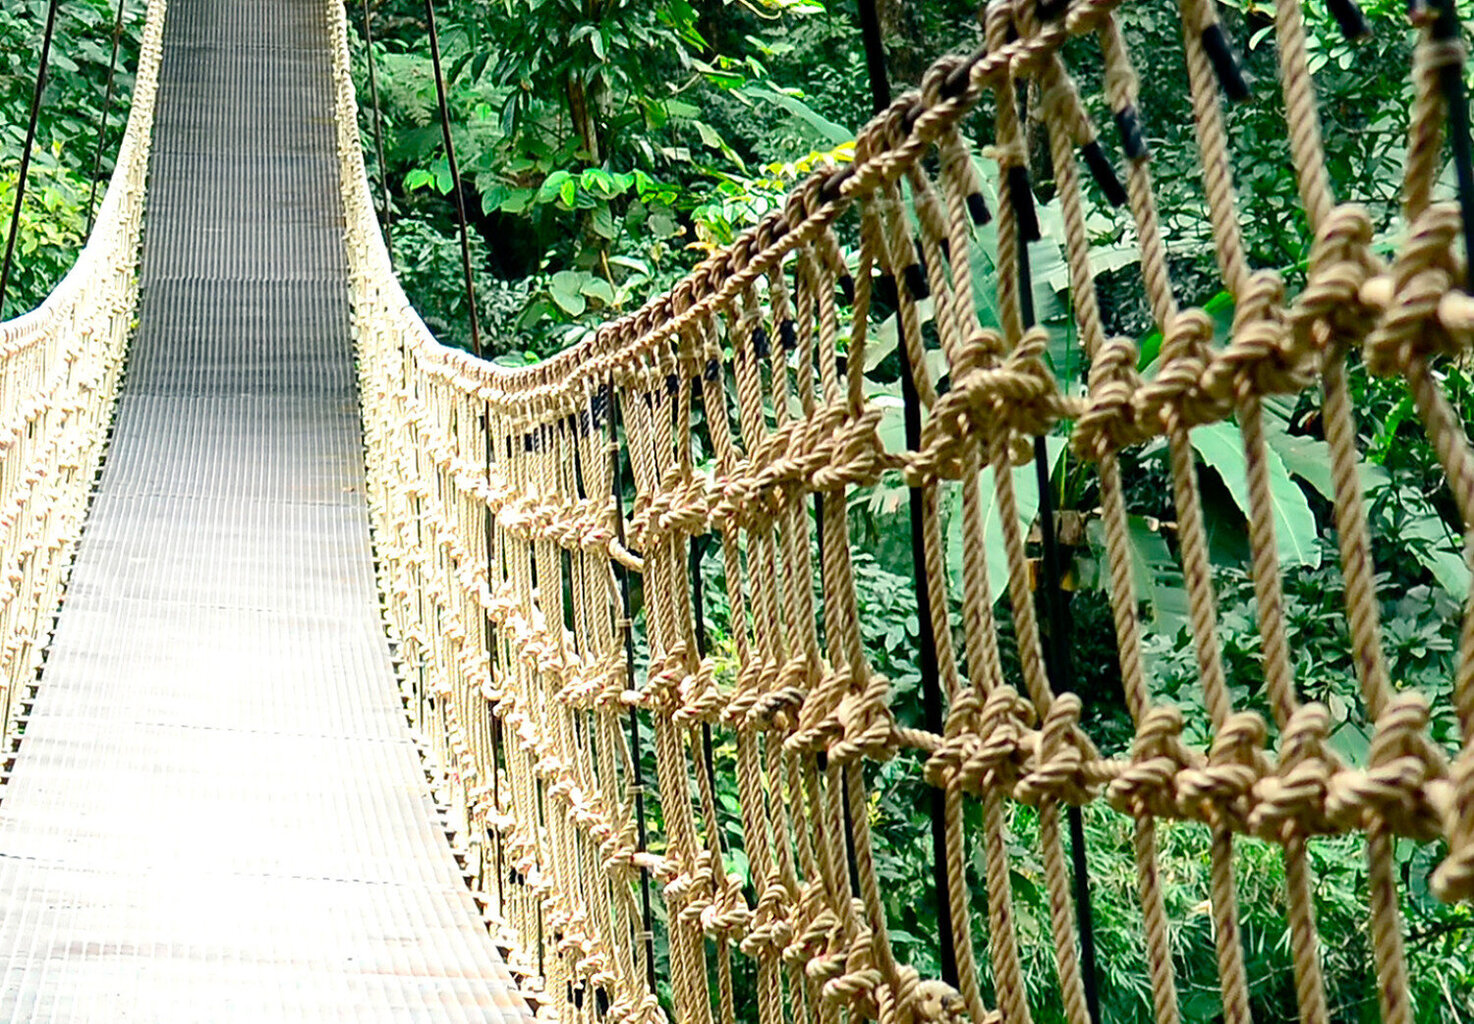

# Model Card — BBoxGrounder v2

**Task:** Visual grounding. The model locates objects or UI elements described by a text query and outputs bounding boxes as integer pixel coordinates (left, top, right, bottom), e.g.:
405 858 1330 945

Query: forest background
3 0 1473 1018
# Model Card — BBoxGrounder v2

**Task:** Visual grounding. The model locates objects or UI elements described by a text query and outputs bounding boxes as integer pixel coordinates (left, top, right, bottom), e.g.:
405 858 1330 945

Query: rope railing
332 2 1474 1024
0 0 164 754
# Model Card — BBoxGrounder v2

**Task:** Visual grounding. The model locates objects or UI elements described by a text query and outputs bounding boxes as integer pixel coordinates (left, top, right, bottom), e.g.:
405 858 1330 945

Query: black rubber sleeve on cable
1114 104 1150 160
1326 0 1371 40
1082 139 1130 206
1008 164 1042 242
967 191 993 225
751 325 770 360
875 273 899 310
1201 23 1252 101
904 262 930 300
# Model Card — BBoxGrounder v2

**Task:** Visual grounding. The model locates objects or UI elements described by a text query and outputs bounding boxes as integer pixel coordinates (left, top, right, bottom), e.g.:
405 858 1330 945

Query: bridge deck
0 1 529 1019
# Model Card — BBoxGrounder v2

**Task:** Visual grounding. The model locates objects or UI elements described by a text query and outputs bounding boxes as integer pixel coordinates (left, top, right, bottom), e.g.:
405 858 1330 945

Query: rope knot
1016 692 1100 806
828 669 898 764
1366 203 1467 375
1250 702 1342 839
912 980 972 1024
1175 712 1268 830
1108 705 1201 819
924 686 1033 792
1432 748 1474 901
673 656 723 724
1327 692 1446 838
740 870 795 956
745 681 807 734
907 328 1062 484
1220 270 1313 399
1152 307 1229 428
1075 335 1144 459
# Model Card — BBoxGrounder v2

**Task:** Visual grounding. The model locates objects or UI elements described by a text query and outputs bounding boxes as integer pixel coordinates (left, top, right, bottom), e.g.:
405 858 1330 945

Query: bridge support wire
423 0 481 357
85 0 130 235
0 0 62 319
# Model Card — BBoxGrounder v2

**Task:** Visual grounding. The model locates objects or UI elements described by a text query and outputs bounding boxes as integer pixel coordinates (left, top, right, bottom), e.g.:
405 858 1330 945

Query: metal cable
0 0 62 320
423 0 481 356
361 0 394 263
1429 0 1474 289
854 0 960 989
85 0 128 236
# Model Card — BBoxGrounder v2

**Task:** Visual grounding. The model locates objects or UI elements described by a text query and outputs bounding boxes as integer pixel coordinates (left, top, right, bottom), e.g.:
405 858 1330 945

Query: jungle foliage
0 0 140 317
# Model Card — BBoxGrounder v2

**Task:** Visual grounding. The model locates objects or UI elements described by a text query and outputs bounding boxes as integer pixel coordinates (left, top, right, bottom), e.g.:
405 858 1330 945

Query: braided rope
329 0 1474 1020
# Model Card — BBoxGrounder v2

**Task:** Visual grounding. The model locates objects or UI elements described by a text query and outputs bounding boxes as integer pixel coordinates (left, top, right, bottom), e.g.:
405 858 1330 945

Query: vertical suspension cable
607 381 658 996
1009 75 1104 1024
362 0 394 263
86 0 128 235
423 0 482 356
0 0 62 320
1429 0 1474 287
853 0 959 989
485 399 505 919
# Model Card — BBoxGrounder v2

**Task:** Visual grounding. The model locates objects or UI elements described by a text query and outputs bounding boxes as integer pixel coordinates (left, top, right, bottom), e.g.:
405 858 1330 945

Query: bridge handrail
0 0 164 354
0 0 164 740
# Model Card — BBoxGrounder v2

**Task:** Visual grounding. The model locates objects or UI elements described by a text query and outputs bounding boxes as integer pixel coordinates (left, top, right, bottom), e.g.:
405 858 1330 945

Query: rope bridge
0 0 1470 1019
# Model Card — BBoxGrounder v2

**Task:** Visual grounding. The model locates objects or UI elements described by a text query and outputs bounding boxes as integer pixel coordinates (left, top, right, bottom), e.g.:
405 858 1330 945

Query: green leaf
694 120 725 152
591 204 617 240
664 98 702 120
1190 421 1320 568
1261 417 1389 501
537 170 572 203
549 270 589 316
741 85 851 145
1398 495 1470 600
581 276 616 304
1125 515 1189 632
946 437 1067 606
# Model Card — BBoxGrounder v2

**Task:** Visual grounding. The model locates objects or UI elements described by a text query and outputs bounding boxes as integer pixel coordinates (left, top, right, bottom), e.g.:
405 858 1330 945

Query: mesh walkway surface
0 0 530 1019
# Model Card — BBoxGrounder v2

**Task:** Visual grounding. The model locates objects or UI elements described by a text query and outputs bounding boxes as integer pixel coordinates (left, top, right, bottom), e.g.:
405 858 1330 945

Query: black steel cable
361 0 394 263
423 0 481 356
854 0 1102 1013
1429 0 1474 290
854 0 960 989
0 0 62 320
606 382 659 996
85 0 128 235
1010 96 1105 1024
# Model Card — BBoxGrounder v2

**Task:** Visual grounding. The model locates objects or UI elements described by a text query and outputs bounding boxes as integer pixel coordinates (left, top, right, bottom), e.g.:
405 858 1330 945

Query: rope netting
0 0 163 755
332 1 1474 1022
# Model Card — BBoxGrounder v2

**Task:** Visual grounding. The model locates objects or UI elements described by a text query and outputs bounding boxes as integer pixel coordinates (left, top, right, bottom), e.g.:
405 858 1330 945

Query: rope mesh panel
328 1 1474 1022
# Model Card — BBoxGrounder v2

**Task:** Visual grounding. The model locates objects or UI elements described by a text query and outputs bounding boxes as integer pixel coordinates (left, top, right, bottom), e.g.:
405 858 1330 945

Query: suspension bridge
1 0 1473 1022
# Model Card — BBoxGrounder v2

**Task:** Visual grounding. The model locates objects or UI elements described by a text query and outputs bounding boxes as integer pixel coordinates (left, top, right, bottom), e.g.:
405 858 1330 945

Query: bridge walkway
0 1 529 1019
